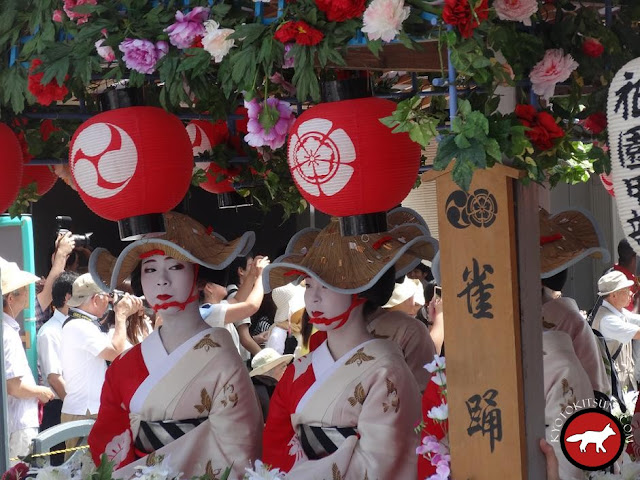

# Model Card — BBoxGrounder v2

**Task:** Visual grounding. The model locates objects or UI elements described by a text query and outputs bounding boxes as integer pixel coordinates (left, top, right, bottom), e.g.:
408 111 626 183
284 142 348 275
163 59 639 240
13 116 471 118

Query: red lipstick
311 311 323 317
157 294 172 301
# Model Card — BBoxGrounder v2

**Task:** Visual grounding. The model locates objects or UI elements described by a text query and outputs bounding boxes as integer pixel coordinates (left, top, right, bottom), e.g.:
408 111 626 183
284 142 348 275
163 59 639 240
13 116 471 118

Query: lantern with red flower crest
0 123 24 213
287 97 420 235
69 107 193 240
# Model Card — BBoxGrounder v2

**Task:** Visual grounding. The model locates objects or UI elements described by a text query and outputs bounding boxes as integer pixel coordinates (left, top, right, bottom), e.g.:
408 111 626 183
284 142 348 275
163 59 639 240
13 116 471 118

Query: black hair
130 263 144 297
359 266 397 318
52 271 79 308
541 269 568 292
618 239 636 267
198 266 229 288
227 252 254 286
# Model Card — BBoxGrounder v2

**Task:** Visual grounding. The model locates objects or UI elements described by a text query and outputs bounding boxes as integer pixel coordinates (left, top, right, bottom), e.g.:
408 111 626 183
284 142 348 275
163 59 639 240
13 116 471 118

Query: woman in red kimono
261 215 435 479
87 211 263 479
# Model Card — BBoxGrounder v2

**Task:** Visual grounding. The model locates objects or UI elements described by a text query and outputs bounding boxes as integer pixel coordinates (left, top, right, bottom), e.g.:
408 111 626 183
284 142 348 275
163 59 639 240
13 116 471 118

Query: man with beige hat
1 257 55 463
592 270 640 392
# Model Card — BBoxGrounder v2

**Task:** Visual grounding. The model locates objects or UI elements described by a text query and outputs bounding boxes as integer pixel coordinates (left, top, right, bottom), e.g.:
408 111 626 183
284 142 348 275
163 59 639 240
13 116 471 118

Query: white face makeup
304 276 352 331
140 255 195 311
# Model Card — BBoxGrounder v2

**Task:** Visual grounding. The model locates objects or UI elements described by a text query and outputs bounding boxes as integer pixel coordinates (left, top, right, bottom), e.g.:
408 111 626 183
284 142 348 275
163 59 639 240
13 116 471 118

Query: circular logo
560 408 624 471
466 188 498 228
288 118 356 197
71 122 138 199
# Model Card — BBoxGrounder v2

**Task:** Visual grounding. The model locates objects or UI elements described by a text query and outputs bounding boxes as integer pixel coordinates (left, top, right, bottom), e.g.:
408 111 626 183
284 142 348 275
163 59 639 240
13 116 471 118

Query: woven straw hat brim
540 207 610 279
250 354 294 377
89 212 255 292
387 207 429 231
0 268 39 295
263 221 437 294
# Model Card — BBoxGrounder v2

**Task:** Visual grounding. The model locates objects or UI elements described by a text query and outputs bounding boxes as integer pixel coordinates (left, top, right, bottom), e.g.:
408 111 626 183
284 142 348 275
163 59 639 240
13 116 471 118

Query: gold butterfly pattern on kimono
348 382 367 407
205 460 223 480
195 388 213 414
332 463 344 480
345 348 375 366
559 378 577 416
193 334 221 352
220 383 239 408
383 378 400 413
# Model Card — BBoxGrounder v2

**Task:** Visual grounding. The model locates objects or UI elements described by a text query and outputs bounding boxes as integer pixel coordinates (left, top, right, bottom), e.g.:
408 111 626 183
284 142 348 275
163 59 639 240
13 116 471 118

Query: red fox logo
566 423 616 453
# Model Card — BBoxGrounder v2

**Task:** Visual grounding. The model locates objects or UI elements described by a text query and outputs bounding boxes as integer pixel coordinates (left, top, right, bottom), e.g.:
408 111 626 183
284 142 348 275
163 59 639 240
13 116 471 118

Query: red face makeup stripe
284 269 307 277
540 233 564 246
151 294 199 312
140 249 166 259
308 295 366 330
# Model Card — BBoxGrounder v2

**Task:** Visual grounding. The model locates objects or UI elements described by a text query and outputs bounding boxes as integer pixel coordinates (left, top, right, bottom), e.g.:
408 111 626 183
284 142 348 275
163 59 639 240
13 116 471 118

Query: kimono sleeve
288 360 422 479
263 364 298 472
88 358 136 469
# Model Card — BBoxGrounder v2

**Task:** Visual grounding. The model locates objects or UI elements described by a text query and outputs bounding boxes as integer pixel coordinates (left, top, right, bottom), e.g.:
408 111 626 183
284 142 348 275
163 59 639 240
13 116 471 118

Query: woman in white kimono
261 215 436 479
87 212 263 479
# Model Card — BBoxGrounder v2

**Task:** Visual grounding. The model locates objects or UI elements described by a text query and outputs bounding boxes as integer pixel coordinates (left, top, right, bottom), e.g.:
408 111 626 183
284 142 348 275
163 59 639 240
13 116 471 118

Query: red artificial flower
191 35 203 49
442 0 488 39
516 104 564 151
582 37 604 58
274 21 324 46
16 132 33 162
582 112 607 134
27 59 69 106
315 0 366 22
1 462 29 480
40 119 59 141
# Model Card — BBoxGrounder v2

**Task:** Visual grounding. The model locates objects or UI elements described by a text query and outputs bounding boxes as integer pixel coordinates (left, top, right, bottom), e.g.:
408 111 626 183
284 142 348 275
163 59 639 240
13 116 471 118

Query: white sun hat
383 276 422 309
272 282 306 325
0 257 39 296
597 270 635 296
250 348 294 377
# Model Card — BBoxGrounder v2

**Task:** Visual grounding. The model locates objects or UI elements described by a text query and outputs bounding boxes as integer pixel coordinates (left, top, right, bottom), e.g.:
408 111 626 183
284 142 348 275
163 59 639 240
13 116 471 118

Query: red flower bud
582 37 604 58
582 112 607 135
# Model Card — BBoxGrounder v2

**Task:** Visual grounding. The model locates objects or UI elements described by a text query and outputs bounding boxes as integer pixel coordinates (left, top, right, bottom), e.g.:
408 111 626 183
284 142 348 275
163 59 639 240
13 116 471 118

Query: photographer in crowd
60 273 141 456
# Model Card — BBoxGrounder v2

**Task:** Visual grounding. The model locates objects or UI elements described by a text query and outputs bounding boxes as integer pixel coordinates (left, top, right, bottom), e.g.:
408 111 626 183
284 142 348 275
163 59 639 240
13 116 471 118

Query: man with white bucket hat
1 257 55 463
592 270 640 391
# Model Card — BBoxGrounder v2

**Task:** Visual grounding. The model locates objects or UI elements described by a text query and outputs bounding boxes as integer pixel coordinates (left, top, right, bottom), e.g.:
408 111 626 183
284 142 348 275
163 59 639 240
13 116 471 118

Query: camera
55 216 93 248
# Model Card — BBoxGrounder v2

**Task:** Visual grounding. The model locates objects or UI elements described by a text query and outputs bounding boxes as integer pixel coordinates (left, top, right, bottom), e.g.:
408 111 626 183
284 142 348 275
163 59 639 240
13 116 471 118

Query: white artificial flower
427 402 449 421
431 372 446 386
362 0 410 43
35 465 73 480
202 20 235 63
424 355 446 373
244 459 285 480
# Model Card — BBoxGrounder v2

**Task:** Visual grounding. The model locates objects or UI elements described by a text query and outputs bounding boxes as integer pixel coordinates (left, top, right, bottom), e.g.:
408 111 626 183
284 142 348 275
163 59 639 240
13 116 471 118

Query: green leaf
367 39 382 57
485 138 502 163
409 123 432 147
458 100 472 118
451 158 475 192
433 135 458 171
379 115 399 128
230 23 266 45
454 133 471 149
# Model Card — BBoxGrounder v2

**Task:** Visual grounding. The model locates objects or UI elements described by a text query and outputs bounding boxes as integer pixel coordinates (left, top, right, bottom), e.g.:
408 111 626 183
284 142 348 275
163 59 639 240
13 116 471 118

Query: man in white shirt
60 273 140 454
592 270 640 392
1 257 55 463
37 271 78 464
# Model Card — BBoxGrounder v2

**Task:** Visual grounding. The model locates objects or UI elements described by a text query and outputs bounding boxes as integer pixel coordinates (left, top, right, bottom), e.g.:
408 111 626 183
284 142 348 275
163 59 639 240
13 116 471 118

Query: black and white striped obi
135 418 207 454
299 425 359 460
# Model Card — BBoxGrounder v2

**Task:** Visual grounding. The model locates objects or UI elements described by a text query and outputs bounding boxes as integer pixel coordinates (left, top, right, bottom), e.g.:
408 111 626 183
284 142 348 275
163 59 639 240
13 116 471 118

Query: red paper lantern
21 165 57 196
186 119 229 170
69 107 193 240
599 172 615 197
201 164 238 194
0 123 24 213
287 97 420 235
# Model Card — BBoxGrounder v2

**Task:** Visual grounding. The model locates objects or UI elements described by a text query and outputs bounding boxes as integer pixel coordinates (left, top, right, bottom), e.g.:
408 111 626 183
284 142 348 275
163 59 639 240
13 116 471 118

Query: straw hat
263 208 438 294
89 211 255 292
383 276 423 309
0 257 39 295
272 282 306 325
597 271 635 296
250 348 294 377
539 208 610 279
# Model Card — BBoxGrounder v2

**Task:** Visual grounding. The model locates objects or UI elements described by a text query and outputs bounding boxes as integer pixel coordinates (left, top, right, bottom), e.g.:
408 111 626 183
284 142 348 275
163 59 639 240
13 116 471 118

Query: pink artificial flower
118 39 168 75
529 49 578 101
270 72 296 96
63 0 97 25
244 97 296 150
362 0 411 42
164 6 210 50
52 10 65 22
95 39 116 62
201 20 235 63
282 43 295 69
493 0 538 26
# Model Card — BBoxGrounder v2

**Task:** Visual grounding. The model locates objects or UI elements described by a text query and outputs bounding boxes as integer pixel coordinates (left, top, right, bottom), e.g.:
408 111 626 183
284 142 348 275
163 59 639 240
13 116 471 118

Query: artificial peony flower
52 10 64 22
40 119 58 142
201 20 235 63
515 104 564 150
244 97 296 150
274 21 324 46
431 372 446 386
27 59 69 106
282 43 295 68
95 39 116 62
270 72 296 96
424 355 446 373
315 0 366 22
493 0 538 26
2 462 29 480
582 37 605 58
581 112 607 134
118 38 167 74
529 49 578 101
427 402 449 421
361 0 410 42
164 6 210 50
442 0 488 38
63 0 97 25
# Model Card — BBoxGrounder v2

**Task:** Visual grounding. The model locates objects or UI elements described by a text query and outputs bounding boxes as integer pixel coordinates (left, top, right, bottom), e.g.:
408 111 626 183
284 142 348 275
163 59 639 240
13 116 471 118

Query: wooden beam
338 41 447 72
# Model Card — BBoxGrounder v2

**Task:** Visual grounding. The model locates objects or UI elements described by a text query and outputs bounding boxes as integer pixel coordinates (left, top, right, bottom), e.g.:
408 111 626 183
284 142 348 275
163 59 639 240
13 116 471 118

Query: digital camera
55 216 92 248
